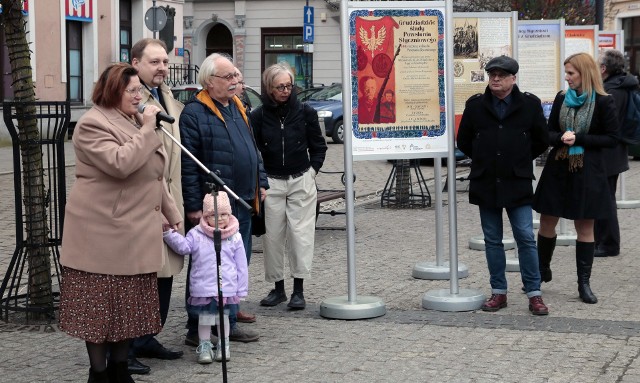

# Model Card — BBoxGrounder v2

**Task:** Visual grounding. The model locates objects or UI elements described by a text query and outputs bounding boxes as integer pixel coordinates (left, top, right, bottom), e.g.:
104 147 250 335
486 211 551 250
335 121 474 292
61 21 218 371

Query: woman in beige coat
59 63 182 383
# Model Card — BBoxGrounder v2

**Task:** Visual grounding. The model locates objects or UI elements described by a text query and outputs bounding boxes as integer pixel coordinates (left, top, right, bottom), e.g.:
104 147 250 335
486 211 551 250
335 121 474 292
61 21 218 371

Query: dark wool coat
457 85 549 208
601 72 638 176
532 92 619 219
250 91 327 177
179 91 268 214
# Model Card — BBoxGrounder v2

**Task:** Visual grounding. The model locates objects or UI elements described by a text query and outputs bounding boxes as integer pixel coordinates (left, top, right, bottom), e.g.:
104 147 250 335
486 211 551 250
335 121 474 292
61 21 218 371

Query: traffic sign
304 6 314 24
144 6 167 32
304 25 314 43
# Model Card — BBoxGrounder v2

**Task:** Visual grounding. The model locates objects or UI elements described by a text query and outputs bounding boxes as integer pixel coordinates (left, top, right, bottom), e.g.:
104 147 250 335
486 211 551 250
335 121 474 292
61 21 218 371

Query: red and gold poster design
351 8 445 146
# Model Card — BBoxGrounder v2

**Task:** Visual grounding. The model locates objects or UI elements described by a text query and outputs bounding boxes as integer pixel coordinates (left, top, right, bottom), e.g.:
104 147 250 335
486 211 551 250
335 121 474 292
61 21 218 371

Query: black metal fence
166 64 200 87
1 101 69 323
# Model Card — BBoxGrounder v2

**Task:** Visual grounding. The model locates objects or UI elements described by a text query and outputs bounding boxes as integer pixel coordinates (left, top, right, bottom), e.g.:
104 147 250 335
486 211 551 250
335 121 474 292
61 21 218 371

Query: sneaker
528 296 549 315
185 332 218 347
215 338 230 362
481 294 507 312
287 291 306 310
260 289 287 306
196 341 214 364
229 326 260 343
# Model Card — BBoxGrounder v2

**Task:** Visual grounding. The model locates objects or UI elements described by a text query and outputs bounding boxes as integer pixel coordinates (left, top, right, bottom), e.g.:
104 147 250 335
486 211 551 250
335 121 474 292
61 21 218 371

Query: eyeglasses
274 84 293 92
212 73 239 81
488 72 513 80
124 86 145 96
238 81 246 86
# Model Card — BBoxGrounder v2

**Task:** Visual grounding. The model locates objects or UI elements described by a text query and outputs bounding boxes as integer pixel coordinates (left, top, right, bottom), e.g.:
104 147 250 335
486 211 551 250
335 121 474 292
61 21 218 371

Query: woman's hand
260 187 267 202
561 131 576 146
140 104 161 130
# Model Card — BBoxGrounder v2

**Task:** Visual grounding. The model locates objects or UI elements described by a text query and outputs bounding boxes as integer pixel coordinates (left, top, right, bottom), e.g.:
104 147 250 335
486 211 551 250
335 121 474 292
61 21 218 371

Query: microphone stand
156 120 250 382
206 182 229 380
156 121 253 213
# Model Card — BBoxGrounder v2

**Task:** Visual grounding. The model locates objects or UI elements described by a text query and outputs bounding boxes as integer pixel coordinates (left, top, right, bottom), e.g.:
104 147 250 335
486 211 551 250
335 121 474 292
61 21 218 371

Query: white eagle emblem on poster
359 25 387 58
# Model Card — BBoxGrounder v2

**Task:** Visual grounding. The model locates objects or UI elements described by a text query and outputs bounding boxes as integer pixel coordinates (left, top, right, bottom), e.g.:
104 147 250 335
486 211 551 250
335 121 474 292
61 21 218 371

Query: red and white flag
66 0 93 21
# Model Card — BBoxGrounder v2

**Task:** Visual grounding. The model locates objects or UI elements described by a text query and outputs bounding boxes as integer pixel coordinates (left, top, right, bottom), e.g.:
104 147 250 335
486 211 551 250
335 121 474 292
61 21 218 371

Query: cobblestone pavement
1 141 640 382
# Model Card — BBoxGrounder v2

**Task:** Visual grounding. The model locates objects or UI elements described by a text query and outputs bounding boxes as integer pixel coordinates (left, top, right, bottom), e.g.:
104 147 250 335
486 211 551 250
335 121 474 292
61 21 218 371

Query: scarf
199 214 240 240
554 89 595 172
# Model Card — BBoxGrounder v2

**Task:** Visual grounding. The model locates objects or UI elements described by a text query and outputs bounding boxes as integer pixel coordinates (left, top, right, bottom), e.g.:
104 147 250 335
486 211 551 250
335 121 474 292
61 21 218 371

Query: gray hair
262 62 294 98
600 49 625 76
197 53 232 88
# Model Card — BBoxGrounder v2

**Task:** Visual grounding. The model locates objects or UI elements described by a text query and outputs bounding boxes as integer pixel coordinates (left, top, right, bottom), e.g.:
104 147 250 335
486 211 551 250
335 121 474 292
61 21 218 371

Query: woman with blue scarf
533 52 618 305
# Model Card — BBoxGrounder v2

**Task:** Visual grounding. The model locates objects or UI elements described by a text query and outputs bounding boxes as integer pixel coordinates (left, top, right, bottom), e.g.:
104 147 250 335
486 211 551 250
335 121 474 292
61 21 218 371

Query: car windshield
309 85 342 101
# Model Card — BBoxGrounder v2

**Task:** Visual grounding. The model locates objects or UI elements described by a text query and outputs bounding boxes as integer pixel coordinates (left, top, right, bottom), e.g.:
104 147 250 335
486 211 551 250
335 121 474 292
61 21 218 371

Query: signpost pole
152 0 157 38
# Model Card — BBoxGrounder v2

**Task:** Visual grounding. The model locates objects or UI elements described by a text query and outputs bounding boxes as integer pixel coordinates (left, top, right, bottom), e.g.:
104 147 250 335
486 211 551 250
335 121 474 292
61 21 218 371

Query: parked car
171 83 262 111
297 85 327 102
171 83 202 104
306 84 344 143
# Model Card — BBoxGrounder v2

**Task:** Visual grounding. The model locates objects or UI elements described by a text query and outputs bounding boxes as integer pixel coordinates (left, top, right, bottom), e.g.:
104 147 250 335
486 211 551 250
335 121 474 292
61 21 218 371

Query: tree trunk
1 0 53 317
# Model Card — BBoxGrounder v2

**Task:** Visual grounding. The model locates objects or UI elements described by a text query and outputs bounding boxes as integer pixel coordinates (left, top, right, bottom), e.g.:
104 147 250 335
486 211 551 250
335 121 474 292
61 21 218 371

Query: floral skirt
59 267 161 343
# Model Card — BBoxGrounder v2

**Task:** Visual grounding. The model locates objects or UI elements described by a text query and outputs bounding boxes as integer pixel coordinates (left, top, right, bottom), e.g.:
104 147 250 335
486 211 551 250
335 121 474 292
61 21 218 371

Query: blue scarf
555 89 595 172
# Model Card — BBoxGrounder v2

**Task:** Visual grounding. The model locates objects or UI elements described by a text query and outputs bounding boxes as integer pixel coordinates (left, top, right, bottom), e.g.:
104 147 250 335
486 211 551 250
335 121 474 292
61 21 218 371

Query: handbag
251 199 266 237
251 185 266 236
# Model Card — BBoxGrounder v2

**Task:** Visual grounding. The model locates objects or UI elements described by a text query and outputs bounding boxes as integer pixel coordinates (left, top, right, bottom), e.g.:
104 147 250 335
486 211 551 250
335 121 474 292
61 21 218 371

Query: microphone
138 104 175 124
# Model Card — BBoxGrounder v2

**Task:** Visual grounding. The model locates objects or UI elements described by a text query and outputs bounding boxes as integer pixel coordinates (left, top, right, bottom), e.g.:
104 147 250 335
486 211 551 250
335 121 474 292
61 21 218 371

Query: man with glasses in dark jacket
457 56 550 316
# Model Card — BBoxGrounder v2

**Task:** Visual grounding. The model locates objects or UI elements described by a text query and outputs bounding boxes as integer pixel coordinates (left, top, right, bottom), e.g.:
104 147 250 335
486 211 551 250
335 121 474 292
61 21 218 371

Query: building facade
0 0 185 138
2 0 640 140
607 0 640 74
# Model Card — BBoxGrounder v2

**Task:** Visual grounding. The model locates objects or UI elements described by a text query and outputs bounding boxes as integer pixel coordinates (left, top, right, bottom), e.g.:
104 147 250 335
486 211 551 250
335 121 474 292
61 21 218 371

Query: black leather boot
537 234 556 283
576 241 598 304
87 368 109 383
107 360 135 383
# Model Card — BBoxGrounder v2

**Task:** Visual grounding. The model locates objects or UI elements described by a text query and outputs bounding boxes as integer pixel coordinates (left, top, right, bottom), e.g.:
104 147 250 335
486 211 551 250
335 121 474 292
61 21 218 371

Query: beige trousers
263 168 318 283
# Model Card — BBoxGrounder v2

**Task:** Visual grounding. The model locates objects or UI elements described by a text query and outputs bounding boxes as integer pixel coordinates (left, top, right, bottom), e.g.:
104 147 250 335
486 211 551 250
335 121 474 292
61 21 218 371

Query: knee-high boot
576 241 598 304
537 234 556 283
87 368 109 383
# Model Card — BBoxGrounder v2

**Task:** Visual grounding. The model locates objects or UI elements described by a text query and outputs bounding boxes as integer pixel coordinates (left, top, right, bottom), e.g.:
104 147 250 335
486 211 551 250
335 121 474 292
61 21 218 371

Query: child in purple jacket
163 191 247 364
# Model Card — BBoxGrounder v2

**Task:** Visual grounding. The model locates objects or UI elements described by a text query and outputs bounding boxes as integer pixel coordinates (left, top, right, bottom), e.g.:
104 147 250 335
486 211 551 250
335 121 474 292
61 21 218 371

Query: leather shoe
287 291 306 310
594 248 619 257
260 289 287 306
136 343 184 360
481 294 507 312
229 326 260 342
236 310 256 323
528 296 549 315
127 357 150 375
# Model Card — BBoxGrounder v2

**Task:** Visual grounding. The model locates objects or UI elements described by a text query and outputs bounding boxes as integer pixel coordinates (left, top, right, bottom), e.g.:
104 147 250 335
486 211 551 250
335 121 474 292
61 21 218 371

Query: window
261 27 313 91
120 0 132 62
66 21 83 102
622 17 640 77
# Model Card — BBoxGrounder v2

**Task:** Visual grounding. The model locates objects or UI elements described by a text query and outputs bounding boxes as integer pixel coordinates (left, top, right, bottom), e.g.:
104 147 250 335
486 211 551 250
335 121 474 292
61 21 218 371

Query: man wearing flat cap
457 55 550 316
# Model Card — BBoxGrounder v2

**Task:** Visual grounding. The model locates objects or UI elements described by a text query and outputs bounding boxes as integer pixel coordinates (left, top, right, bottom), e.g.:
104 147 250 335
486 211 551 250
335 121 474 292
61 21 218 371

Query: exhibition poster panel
452 13 514 134
565 26 597 58
349 5 447 159
518 21 563 117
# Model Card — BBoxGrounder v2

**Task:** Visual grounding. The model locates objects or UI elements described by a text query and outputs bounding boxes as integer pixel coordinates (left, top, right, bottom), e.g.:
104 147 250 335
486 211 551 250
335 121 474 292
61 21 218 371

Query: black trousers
594 174 620 253
131 276 173 351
